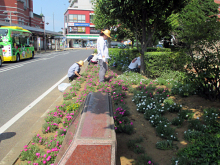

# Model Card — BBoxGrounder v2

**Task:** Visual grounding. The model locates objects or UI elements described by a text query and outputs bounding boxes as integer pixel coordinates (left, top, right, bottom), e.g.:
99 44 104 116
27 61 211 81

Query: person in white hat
67 60 84 82
97 29 111 83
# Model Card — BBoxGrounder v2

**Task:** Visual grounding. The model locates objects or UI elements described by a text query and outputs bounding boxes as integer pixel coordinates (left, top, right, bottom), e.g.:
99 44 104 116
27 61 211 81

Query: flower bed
15 62 220 165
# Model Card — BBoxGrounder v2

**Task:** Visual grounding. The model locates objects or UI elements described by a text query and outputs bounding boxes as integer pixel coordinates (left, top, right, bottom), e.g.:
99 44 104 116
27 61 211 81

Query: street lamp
40 16 49 52
3 11 18 26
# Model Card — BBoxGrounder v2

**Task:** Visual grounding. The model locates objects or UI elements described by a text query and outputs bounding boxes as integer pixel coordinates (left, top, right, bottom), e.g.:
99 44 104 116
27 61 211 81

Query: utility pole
53 12 54 31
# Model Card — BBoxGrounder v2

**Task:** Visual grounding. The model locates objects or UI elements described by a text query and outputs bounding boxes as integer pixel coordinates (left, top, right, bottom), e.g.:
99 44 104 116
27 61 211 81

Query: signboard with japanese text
68 23 90 27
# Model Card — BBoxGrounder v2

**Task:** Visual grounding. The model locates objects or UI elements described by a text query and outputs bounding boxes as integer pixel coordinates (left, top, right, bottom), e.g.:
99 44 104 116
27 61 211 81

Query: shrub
127 137 145 154
156 123 178 140
156 140 174 150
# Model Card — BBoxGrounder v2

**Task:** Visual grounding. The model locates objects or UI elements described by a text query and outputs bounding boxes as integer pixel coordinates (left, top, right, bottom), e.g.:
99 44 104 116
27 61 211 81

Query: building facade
0 0 43 29
0 0 62 51
66 0 99 48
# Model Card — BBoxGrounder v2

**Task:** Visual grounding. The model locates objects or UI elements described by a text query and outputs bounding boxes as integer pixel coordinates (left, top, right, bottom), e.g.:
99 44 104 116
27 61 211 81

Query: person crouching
128 56 141 73
87 53 95 65
68 60 84 82
90 53 98 64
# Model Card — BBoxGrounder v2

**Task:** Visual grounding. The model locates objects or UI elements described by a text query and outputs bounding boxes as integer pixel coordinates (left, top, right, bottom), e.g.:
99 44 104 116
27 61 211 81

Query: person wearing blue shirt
87 53 96 65
97 29 111 83
68 60 84 82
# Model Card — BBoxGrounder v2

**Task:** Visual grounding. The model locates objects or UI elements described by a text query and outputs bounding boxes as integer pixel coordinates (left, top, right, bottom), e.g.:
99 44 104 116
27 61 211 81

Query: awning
0 21 62 36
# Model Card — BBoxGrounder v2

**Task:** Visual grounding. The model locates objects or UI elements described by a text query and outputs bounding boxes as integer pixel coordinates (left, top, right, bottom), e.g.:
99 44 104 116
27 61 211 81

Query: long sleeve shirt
97 36 109 62
67 63 80 77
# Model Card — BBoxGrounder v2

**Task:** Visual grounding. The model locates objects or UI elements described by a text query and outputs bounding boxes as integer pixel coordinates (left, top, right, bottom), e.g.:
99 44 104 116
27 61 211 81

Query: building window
5 17 10 22
69 14 85 23
24 0 27 9
65 16 67 23
90 27 100 34
90 15 94 23
69 26 86 33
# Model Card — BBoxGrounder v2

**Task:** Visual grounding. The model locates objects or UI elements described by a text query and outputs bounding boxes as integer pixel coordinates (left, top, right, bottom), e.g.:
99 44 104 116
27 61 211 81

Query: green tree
178 0 220 100
93 0 186 74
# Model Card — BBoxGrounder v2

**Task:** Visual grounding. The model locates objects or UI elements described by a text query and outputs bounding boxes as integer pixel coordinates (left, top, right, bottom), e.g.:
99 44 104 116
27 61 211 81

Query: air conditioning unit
24 6 27 10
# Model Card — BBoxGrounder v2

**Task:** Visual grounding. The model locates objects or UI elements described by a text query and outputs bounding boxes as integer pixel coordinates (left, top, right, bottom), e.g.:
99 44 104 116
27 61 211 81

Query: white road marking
0 75 67 134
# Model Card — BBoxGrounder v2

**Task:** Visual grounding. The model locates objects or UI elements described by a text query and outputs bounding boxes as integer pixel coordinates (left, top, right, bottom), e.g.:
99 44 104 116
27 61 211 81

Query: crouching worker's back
68 60 84 82
128 56 141 73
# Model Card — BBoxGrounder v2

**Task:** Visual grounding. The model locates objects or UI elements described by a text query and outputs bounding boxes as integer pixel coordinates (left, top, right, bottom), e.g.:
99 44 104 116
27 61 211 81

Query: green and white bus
0 26 35 62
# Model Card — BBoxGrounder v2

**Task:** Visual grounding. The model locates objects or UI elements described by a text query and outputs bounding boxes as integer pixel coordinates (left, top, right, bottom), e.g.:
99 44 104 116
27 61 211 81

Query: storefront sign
68 23 90 27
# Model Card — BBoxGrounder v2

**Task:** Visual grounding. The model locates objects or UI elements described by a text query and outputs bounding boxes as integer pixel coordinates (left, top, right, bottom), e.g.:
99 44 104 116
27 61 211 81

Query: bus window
14 36 20 47
0 29 8 37
19 36 27 47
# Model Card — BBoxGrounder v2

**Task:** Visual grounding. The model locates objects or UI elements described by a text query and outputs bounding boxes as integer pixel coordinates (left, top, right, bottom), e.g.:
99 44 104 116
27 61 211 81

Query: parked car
111 42 121 48
156 44 163 48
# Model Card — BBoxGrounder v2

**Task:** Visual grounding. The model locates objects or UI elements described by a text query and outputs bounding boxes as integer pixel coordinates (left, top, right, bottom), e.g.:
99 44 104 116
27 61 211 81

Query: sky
33 0 69 32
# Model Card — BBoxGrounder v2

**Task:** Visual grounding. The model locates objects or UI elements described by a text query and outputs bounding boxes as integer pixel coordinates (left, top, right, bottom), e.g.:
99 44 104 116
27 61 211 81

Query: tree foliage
93 0 187 74
178 0 220 101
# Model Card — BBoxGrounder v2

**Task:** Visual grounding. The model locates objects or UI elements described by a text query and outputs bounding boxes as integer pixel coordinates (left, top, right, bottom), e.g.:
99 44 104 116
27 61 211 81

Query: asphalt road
0 49 93 164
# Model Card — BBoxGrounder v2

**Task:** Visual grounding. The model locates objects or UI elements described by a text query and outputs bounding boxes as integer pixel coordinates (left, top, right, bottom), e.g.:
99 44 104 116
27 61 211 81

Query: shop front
66 34 99 48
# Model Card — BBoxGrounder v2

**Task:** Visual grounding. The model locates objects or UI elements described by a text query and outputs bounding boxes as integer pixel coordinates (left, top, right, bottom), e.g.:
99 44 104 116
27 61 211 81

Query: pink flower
130 122 133 125
43 160 46 164
36 153 40 156
24 149 28 151
148 161 152 164
23 145 28 148
32 143 35 145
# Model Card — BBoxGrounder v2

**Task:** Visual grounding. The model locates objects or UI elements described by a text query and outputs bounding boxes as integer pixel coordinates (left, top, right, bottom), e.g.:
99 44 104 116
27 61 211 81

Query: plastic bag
58 83 71 92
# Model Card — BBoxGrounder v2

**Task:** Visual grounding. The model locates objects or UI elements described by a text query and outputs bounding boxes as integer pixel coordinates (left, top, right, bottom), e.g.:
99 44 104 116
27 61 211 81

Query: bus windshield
0 29 8 37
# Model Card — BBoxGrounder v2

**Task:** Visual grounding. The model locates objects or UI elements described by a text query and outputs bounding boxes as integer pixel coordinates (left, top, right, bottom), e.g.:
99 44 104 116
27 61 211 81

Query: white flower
164 125 167 127
174 103 176 105
171 135 173 138
161 134 164 136
180 105 182 107
151 121 154 123
197 117 199 119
